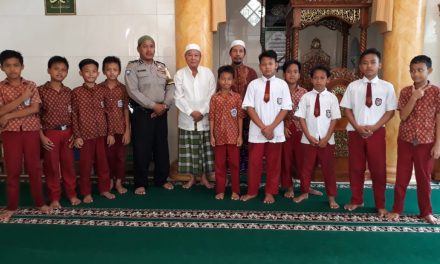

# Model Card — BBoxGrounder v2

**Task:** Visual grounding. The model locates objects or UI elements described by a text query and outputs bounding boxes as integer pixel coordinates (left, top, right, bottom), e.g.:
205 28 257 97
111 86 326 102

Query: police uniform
125 59 175 189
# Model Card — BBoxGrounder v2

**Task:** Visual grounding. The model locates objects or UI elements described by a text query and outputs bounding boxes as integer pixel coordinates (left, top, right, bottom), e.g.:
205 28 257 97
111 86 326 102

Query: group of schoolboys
0 45 439 224
0 50 130 221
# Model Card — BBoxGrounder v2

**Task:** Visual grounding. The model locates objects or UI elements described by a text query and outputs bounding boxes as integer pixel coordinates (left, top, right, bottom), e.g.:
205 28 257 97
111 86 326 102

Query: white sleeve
242 81 255 109
331 94 342 119
281 82 293 110
340 83 353 109
173 70 193 116
385 83 397 111
200 70 216 115
294 95 307 119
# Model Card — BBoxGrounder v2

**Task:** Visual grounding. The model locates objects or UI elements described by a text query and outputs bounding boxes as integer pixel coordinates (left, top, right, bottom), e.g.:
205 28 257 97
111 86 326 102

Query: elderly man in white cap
229 40 258 176
174 43 216 189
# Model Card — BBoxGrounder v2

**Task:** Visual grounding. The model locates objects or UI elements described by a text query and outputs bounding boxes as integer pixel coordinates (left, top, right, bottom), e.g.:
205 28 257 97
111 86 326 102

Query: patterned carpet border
3 217 440 233
10 208 435 225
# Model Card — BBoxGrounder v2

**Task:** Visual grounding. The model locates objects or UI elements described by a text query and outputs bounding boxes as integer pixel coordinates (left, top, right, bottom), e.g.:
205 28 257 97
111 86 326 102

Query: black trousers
131 107 170 188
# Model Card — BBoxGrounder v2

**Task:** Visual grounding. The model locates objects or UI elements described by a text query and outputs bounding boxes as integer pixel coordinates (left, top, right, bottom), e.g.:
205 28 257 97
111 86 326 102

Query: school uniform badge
117 100 123 108
277 98 282 105
375 98 382 106
231 108 237 117
326 109 331 118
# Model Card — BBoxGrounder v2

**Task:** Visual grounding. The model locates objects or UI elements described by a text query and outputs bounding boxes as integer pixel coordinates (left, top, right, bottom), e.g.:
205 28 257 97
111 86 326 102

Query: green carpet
1 182 440 264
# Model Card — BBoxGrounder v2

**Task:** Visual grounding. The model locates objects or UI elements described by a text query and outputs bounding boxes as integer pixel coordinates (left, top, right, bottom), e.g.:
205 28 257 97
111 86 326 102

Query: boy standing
387 55 440 224
72 58 115 203
241 50 292 204
340 48 397 216
293 65 341 209
281 60 322 198
209 65 244 200
39 56 80 208
0 50 50 221
100 56 130 195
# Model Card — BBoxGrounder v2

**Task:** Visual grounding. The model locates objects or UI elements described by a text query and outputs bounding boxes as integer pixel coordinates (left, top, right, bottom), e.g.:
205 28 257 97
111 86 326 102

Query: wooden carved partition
285 0 372 181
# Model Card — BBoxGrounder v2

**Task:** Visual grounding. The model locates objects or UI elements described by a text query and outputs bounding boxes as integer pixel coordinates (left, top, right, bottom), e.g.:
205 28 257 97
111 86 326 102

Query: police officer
125 35 175 195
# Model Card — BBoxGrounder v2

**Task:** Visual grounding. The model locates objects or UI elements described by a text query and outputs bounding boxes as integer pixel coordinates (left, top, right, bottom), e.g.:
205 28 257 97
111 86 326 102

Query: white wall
0 0 178 161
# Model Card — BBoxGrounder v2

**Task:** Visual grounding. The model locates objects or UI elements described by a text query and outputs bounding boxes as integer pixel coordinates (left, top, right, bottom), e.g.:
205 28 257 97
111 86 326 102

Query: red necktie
264 80 270 103
366 82 372 108
314 93 320 117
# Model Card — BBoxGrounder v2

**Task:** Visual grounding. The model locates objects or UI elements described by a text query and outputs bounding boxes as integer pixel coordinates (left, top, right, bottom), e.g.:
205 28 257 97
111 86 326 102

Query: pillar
382 0 426 183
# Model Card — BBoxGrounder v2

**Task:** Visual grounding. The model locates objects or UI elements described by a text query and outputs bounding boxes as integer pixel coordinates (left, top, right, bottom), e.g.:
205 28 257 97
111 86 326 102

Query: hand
261 126 274 140
411 84 431 100
190 111 203 122
40 135 55 151
431 143 440 159
210 136 216 147
21 85 36 101
237 136 243 147
107 135 115 146
0 114 10 127
356 125 373 138
122 130 131 145
307 136 319 146
364 125 378 133
284 127 292 139
318 138 329 148
74 138 84 149
152 103 167 116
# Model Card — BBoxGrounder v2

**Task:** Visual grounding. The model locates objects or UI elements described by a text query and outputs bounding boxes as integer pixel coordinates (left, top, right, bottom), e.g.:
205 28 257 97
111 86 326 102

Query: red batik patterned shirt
231 64 258 100
284 86 307 131
398 84 440 144
72 83 112 141
38 82 72 130
98 81 129 135
209 91 245 145
0 78 41 132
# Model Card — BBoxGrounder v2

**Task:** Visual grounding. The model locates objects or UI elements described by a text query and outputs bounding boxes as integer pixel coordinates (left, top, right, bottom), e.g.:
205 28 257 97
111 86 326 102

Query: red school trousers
2 131 45 211
79 136 111 196
214 144 240 194
392 139 434 217
247 142 282 196
43 128 77 201
281 125 303 188
348 127 386 209
300 143 337 196
105 134 126 181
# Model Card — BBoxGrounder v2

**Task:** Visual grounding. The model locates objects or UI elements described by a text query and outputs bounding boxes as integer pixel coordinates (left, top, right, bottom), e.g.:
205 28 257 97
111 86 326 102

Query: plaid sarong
178 129 214 176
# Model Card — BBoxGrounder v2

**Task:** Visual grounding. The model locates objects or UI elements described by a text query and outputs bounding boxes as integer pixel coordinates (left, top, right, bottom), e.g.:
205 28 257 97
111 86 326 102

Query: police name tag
231 108 237 117
117 100 123 108
24 98 31 106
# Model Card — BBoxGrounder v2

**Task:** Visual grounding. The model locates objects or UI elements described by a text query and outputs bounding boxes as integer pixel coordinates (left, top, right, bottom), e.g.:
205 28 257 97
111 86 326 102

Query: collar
311 88 328 95
261 75 276 82
362 76 379 84
3 77 28 86
44 81 69 92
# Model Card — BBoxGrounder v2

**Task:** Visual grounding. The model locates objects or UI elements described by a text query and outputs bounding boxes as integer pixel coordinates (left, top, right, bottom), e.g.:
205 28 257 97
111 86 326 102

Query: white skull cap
184 43 201 53
230 40 246 49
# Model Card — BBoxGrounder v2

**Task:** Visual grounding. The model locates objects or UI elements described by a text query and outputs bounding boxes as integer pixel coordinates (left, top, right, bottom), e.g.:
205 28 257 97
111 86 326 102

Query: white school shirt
242 75 293 143
340 76 397 131
174 65 216 131
295 89 341 145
